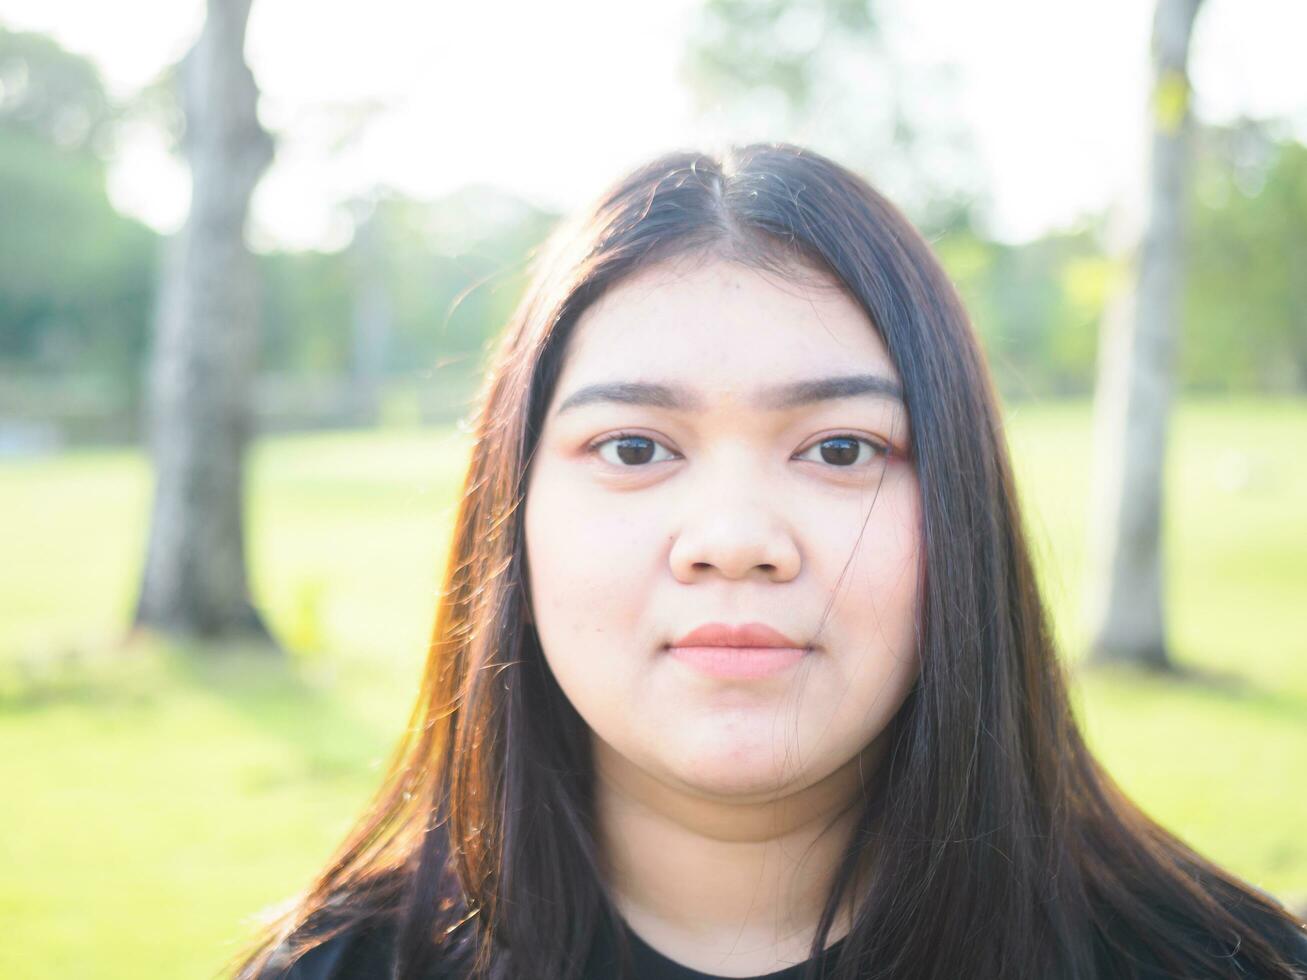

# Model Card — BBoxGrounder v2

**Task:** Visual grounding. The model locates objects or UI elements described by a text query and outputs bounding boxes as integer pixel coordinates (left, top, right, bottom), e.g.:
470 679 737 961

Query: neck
593 737 880 976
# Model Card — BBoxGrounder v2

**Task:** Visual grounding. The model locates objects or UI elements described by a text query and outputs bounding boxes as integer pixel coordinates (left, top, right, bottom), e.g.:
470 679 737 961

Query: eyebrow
554 373 905 416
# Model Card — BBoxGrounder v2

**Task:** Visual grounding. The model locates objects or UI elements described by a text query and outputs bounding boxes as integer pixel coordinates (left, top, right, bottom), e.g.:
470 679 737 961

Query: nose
667 456 801 583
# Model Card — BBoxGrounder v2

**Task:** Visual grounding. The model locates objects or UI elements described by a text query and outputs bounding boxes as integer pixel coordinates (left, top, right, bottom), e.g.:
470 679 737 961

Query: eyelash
585 431 893 469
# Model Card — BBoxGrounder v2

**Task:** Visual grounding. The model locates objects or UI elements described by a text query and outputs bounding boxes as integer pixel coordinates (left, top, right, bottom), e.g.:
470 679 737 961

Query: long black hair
232 142 1307 979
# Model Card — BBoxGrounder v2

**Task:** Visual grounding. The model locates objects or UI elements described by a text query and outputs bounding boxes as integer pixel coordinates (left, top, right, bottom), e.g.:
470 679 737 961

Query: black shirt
589 919 846 979
266 907 1307 979
270 915 846 979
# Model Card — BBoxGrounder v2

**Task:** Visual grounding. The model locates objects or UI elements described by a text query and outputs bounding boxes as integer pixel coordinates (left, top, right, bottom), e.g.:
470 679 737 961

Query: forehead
553 256 897 397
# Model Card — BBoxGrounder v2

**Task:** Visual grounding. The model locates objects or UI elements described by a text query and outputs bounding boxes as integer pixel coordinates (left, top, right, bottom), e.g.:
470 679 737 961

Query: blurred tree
682 0 982 232
0 26 115 154
258 248 352 375
1185 122 1307 393
940 120 1307 403
345 193 392 425
0 29 155 409
686 0 876 114
249 186 557 430
1084 0 1205 670
132 0 276 642
939 225 1107 399
356 186 557 381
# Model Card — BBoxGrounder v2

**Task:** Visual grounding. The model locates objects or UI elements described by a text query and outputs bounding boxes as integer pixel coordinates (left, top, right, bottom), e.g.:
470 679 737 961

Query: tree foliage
0 28 156 393
1185 121 1307 393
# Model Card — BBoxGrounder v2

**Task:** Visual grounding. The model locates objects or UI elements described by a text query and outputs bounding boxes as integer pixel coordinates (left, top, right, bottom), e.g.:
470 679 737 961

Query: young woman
232 143 1307 980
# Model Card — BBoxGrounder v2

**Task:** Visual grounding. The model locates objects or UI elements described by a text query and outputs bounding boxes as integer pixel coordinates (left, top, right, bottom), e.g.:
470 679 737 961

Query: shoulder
248 917 401 980
248 914 473 980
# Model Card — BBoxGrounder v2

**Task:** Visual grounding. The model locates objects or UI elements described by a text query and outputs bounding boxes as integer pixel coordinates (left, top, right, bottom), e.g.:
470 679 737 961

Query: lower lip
667 646 808 679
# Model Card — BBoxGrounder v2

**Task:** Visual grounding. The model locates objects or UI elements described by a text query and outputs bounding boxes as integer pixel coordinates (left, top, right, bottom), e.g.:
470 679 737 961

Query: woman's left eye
795 435 890 468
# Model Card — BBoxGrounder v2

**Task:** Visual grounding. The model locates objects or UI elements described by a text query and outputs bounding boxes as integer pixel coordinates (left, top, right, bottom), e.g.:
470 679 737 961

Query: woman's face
523 254 922 803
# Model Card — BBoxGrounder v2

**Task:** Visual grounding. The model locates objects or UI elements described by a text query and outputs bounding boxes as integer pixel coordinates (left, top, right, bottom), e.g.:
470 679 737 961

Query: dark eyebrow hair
553 373 905 416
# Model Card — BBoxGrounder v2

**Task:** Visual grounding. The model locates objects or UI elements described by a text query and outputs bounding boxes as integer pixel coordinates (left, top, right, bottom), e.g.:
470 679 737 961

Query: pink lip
671 622 803 648
668 622 809 679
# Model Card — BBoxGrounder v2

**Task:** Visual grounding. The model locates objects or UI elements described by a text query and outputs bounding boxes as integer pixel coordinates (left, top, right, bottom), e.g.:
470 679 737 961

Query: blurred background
0 0 1303 976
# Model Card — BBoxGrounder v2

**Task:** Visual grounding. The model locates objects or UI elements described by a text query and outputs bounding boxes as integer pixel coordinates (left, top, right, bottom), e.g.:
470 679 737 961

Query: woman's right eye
588 433 679 467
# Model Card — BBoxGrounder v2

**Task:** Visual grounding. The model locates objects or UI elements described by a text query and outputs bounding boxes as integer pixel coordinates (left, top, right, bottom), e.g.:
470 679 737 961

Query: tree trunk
1084 0 1204 669
133 0 275 643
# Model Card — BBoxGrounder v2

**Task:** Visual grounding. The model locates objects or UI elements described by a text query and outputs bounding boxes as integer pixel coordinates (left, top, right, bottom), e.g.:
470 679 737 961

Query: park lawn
1 399 1304 978
0 427 469 979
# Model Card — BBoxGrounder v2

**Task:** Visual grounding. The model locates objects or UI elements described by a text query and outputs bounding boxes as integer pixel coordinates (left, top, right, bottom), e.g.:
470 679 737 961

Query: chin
664 739 809 799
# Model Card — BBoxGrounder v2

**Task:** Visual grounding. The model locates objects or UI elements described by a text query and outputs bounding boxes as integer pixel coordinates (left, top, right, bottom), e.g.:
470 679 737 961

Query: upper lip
670 622 805 649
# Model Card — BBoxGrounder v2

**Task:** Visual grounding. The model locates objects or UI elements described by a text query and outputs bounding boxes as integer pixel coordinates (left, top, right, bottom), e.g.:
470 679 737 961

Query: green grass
1 399 1304 977
0 427 470 979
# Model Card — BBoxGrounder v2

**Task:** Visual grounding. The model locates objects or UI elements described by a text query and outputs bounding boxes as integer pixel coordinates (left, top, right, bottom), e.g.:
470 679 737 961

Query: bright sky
2 0 1303 250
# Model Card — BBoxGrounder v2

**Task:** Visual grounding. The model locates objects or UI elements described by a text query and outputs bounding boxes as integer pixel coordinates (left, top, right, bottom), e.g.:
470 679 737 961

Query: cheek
526 476 654 622
808 476 922 743
523 467 661 713
844 483 920 617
